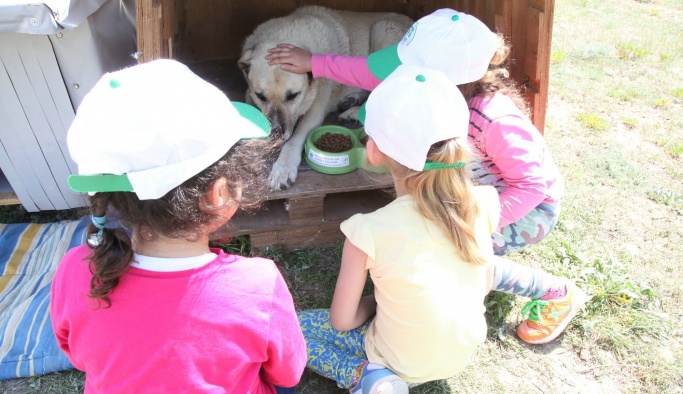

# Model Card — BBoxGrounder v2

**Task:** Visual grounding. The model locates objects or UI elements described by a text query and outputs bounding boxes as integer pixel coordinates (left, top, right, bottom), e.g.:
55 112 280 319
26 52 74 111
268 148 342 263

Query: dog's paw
268 157 299 190
337 96 361 112
337 91 368 112
338 106 362 129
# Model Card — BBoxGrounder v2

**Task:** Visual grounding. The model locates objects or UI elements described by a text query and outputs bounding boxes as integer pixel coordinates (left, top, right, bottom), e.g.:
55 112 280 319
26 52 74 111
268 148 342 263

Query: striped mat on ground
0 217 88 379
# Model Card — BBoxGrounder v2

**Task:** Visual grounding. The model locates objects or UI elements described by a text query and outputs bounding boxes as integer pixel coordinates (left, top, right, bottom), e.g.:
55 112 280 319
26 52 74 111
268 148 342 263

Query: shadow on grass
0 205 85 224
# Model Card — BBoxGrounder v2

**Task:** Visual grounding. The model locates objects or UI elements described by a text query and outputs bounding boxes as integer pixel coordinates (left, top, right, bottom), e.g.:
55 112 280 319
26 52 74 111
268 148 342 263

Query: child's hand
266 44 312 74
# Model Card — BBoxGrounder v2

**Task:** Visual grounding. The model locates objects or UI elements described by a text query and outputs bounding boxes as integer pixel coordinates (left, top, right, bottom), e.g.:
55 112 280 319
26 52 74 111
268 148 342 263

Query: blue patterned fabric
0 217 88 380
298 309 370 389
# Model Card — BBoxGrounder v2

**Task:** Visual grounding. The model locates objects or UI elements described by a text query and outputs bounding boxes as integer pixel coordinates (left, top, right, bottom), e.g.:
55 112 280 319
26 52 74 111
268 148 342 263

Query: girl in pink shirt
51 59 306 394
266 9 588 346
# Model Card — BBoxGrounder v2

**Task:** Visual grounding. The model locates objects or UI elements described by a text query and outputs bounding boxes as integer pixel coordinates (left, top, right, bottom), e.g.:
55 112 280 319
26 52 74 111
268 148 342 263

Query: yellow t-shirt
339 186 500 383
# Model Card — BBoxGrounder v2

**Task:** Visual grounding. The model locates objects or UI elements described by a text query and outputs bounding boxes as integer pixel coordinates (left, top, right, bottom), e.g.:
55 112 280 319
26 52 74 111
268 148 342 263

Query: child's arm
486 116 552 228
329 238 377 331
267 44 381 91
261 268 307 388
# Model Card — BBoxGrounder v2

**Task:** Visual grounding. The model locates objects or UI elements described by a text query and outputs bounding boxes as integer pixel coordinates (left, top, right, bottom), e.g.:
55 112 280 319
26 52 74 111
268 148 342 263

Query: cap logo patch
402 22 417 45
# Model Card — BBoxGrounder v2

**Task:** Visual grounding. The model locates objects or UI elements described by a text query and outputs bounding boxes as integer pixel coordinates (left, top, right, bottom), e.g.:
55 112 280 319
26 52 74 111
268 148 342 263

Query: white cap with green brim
357 65 470 171
367 8 497 85
67 59 270 200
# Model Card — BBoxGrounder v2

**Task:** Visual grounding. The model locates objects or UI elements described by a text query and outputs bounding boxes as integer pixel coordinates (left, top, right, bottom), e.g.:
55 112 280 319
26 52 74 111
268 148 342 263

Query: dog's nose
271 123 283 136
268 114 284 137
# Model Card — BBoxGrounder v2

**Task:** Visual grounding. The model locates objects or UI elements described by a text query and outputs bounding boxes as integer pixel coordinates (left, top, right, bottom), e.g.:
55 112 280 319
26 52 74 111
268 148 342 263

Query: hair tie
88 215 106 247
423 160 467 171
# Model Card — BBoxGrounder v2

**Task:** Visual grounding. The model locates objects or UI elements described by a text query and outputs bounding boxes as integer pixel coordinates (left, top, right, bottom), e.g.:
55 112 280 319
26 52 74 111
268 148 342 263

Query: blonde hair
382 137 488 265
458 33 531 117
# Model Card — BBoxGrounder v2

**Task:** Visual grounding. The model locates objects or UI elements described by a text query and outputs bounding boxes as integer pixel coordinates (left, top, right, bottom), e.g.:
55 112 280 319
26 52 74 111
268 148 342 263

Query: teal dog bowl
304 126 387 175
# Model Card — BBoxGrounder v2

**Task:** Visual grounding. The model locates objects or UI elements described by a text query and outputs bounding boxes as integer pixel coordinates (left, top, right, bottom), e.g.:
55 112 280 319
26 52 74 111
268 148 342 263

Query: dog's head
238 44 316 141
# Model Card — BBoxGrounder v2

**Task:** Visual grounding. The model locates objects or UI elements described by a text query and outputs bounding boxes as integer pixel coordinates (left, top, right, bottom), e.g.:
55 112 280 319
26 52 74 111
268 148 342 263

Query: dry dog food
314 132 354 153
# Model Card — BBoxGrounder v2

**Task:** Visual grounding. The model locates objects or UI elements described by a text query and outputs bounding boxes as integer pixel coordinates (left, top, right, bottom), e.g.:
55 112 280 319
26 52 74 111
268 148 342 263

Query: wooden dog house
135 0 556 250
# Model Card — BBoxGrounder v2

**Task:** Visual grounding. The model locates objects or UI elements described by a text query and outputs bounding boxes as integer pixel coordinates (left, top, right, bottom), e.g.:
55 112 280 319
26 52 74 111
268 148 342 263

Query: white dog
238 5 412 189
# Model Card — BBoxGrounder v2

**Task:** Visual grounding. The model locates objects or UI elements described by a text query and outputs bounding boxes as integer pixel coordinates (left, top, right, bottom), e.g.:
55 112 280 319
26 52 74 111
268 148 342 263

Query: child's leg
297 309 369 389
490 256 566 299
298 309 408 393
492 202 560 256
490 257 591 344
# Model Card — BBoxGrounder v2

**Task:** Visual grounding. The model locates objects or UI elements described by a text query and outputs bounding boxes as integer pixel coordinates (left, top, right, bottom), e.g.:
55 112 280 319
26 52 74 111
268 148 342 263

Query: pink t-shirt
51 245 306 394
311 54 563 228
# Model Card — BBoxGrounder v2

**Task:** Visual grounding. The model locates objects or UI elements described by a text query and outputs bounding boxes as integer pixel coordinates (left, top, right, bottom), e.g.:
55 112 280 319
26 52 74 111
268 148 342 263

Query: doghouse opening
137 0 554 132
173 1 416 103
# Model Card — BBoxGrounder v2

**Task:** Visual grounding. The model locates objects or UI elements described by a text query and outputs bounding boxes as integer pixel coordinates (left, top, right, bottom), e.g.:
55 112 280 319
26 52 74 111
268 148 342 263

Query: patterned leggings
492 202 560 256
490 201 566 298
297 309 371 389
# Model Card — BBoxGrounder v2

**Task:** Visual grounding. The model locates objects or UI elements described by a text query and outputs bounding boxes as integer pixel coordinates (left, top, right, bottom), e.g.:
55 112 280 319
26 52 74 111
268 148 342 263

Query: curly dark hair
85 137 280 307
457 33 531 117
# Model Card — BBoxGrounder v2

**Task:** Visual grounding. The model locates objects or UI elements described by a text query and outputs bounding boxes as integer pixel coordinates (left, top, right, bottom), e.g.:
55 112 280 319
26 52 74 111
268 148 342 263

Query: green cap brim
358 103 367 125
68 173 134 193
232 102 271 138
367 44 402 80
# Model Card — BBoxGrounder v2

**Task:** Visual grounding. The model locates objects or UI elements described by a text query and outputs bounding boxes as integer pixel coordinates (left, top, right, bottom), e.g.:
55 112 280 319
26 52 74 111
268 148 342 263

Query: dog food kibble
314 132 353 153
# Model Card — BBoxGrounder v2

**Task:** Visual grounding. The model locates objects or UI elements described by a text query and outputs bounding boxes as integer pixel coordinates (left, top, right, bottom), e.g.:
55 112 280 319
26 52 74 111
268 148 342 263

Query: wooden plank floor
0 192 20 206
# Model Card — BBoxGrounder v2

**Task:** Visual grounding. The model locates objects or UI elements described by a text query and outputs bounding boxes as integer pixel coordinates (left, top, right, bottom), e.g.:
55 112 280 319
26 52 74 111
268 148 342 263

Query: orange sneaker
516 283 592 344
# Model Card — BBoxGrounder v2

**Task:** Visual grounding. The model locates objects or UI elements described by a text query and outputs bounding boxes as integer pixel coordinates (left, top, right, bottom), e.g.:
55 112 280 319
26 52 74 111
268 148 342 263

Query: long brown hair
85 137 278 307
457 33 530 117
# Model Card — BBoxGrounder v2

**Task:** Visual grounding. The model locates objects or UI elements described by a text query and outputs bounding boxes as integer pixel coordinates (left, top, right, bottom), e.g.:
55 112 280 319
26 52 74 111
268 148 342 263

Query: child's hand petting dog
266 44 313 74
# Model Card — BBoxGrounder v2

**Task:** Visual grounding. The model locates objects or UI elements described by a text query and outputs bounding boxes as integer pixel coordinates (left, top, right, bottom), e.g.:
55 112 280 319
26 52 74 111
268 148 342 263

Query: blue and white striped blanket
0 217 88 379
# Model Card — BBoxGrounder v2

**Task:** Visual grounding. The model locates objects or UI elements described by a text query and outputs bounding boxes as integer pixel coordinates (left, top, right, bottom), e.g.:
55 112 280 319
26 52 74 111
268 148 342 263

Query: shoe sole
522 287 593 345
368 376 409 394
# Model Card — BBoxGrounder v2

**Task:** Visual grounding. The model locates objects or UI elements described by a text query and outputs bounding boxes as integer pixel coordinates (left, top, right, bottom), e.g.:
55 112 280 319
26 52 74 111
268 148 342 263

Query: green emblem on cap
451 15 459 21
416 75 426 82
110 79 121 89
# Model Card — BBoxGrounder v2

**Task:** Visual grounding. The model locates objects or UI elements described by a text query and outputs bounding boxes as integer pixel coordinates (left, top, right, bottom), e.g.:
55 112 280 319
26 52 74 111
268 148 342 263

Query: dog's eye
255 92 268 103
285 92 300 102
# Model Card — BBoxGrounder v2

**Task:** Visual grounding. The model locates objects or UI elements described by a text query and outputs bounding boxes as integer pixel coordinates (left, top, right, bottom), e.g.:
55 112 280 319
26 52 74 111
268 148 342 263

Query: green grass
550 49 566 64
668 143 683 157
615 41 650 60
577 113 608 130
0 205 84 224
607 88 639 102
623 117 638 129
648 187 683 210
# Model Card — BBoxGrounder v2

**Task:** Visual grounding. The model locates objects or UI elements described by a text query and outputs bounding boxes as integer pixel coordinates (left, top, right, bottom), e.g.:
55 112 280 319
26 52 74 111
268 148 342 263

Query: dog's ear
237 48 253 75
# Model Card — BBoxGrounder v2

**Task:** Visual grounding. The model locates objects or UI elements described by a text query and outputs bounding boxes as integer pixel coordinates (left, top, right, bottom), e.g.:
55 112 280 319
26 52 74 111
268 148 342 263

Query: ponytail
398 138 488 265
86 193 134 308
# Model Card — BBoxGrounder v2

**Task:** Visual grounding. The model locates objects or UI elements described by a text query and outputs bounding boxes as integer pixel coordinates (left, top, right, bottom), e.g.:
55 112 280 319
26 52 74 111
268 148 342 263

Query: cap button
451 15 459 21
416 75 426 82
110 78 121 89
